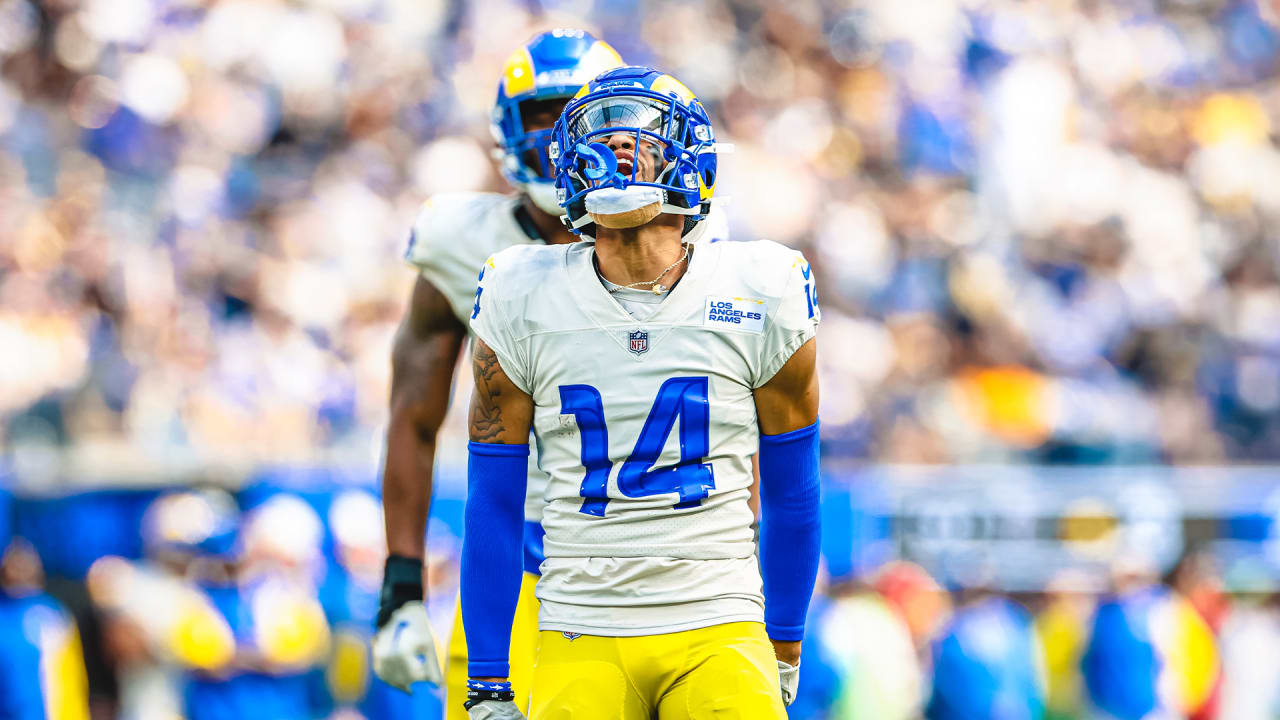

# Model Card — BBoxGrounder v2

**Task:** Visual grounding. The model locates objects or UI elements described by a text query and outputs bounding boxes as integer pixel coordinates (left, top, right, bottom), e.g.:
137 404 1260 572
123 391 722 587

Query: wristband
464 679 516 709
376 554 423 628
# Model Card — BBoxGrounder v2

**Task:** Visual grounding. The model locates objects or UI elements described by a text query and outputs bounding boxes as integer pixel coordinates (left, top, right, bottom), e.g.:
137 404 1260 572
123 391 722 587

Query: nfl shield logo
629 330 649 355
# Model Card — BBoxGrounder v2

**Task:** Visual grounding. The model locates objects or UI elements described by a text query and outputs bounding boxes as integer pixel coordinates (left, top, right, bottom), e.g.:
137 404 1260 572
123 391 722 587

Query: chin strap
654 158 708 218
660 202 705 216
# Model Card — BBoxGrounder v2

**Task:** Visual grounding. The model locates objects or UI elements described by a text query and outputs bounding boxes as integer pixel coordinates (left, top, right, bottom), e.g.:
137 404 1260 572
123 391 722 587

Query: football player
371 29 624 716
459 66 821 719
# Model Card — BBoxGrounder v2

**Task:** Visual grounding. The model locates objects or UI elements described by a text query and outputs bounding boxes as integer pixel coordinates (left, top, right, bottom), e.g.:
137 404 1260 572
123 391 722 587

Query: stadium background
3 0 1280 717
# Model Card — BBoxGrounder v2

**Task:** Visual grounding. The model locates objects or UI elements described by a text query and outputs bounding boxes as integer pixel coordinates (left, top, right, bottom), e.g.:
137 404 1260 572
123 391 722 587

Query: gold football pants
528 621 786 719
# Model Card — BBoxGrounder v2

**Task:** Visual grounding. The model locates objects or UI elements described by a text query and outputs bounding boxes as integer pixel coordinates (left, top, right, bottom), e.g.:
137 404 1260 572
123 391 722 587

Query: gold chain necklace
605 243 692 295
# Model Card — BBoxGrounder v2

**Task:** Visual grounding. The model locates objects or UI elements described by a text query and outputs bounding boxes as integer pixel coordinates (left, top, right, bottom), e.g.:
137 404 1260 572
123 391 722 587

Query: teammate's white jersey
405 192 549 520
469 238 819 635
404 192 730 522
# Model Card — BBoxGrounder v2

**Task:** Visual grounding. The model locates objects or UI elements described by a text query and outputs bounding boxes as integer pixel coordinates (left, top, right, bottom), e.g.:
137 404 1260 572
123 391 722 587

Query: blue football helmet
491 29 624 214
142 489 241 559
550 66 718 237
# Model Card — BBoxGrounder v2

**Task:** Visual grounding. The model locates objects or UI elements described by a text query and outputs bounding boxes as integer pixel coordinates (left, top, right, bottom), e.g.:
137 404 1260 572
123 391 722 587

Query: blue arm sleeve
461 441 529 678
758 421 821 642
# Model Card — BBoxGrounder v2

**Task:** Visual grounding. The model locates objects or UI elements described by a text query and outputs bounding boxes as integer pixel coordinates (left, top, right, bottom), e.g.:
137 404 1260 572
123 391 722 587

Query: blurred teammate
1082 561 1220 720
88 489 242 720
925 594 1046 720
0 487 90 720
811 583 922 719
371 28 625 715
458 66 821 719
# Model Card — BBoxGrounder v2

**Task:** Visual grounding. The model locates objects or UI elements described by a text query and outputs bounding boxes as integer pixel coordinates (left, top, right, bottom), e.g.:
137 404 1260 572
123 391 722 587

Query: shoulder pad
404 192 511 269
717 239 810 300
481 243 566 304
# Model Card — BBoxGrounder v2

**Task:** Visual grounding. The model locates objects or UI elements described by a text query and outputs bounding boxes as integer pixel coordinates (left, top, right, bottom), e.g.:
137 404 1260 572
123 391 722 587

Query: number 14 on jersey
559 377 715 516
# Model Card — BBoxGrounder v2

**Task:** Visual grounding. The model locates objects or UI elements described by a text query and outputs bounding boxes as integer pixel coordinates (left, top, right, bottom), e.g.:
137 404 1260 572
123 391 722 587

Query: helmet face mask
513 131 555 181
490 30 625 211
568 97 676 186
550 66 718 237
509 97 571 182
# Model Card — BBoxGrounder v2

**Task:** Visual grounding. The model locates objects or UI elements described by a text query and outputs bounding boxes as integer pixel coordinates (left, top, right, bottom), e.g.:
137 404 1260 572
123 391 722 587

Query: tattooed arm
468 337 534 444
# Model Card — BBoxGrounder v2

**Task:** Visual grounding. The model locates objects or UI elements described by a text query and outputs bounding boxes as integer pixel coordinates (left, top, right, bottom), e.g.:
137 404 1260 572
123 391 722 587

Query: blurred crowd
3 0 1280 468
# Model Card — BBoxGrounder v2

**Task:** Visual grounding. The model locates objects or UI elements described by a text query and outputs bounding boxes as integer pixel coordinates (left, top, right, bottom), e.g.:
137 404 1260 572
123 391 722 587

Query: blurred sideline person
0 528 91 720
1034 570 1100 720
87 489 242 720
184 492 332 720
1216 564 1280 720
812 582 922 719
1082 558 1220 720
1168 552 1228 720
458 65 820 719
925 593 1047 720
370 29 626 716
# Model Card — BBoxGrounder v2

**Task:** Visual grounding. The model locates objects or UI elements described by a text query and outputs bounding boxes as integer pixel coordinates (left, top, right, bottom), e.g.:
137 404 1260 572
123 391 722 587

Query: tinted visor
568 96 673 140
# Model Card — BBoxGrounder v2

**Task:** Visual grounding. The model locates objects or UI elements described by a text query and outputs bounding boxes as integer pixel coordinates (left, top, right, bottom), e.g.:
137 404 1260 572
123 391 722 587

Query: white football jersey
404 192 730 522
469 238 819 635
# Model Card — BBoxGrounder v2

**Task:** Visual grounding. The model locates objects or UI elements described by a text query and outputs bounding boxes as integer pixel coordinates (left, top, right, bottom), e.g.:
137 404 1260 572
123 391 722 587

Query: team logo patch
704 296 766 334
562 631 582 642
628 330 649 355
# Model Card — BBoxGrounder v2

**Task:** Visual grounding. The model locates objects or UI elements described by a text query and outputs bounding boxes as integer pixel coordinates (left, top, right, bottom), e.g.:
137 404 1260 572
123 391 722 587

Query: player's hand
372 601 444 691
466 700 526 720
777 660 799 706
465 680 527 719
373 555 442 691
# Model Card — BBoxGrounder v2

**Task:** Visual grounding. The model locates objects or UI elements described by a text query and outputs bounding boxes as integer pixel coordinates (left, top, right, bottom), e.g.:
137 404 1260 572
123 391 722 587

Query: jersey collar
565 240 721 358
511 201 546 243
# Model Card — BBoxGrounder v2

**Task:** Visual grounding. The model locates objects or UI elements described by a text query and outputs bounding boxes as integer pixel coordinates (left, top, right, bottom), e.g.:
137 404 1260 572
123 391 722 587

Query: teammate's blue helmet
491 29 624 214
142 489 241 559
549 65 718 238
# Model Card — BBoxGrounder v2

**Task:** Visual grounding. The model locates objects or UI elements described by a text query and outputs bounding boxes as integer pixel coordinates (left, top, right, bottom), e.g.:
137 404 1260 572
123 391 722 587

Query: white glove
466 700 527 720
372 602 444 691
777 659 799 706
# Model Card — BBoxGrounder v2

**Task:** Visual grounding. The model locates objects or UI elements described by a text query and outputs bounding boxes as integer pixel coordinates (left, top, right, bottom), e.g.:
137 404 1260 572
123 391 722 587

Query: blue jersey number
471 266 486 319
559 385 613 517
558 377 715 516
801 262 819 319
